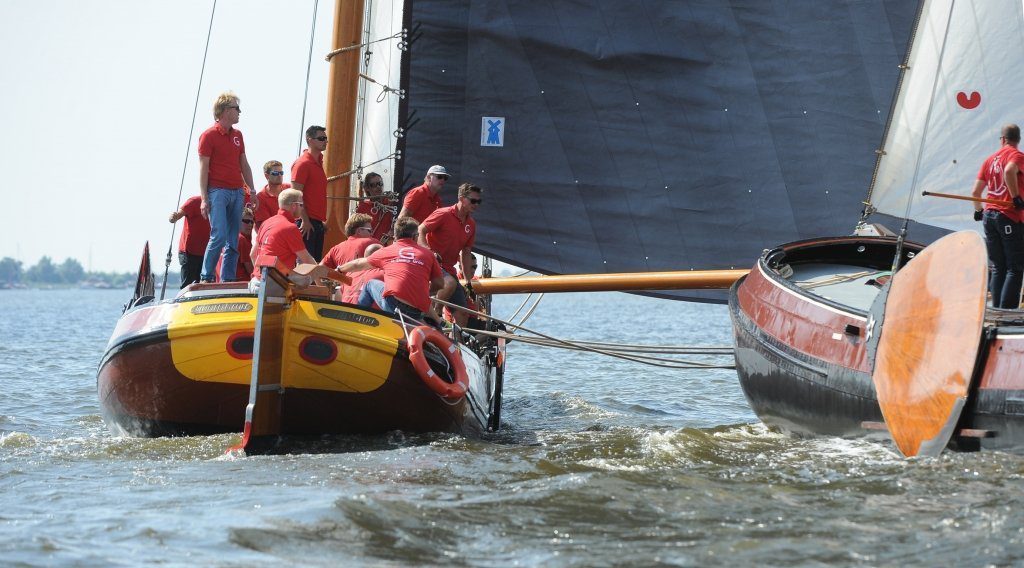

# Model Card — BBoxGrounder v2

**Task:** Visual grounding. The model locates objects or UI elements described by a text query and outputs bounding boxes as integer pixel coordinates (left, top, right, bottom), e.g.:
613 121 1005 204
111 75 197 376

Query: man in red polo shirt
168 195 211 288
198 91 258 283
355 171 396 243
419 183 482 326
398 164 448 222
291 125 329 261
248 189 316 290
320 213 378 298
341 243 384 304
337 217 444 324
253 159 290 231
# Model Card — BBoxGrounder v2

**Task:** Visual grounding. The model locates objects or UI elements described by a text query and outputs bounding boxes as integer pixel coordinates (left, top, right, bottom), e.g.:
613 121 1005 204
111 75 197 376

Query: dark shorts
178 252 203 288
299 218 326 262
443 268 468 308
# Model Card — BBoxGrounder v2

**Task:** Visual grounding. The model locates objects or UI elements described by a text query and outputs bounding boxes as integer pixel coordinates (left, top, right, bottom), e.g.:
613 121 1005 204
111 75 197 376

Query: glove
1014 196 1024 210
974 209 984 221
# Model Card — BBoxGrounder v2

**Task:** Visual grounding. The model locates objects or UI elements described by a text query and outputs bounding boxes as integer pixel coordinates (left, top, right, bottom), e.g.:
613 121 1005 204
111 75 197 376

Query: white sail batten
869 0 1024 232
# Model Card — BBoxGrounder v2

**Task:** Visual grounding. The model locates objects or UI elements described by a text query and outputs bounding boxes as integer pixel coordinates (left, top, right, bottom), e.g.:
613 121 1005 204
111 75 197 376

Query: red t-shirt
343 267 384 304
321 236 379 270
355 198 395 242
251 210 306 279
198 123 246 189
177 196 211 256
253 184 289 230
402 183 442 222
291 150 328 222
367 238 442 313
421 205 476 274
979 145 1024 223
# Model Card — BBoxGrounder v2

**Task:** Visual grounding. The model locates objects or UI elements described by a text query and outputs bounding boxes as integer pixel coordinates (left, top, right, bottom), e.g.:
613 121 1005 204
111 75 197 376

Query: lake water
2 289 1024 566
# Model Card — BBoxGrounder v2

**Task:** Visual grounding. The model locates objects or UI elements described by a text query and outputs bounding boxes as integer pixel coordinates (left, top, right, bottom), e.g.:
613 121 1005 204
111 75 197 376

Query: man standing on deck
253 160 290 231
971 124 1024 309
398 165 448 222
198 91 258 283
168 195 210 288
248 189 316 291
418 183 482 326
291 125 329 261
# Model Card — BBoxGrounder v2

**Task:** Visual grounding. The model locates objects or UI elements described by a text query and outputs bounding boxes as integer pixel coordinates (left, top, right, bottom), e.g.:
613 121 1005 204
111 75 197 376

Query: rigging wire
297 0 320 155
159 0 218 302
433 297 735 370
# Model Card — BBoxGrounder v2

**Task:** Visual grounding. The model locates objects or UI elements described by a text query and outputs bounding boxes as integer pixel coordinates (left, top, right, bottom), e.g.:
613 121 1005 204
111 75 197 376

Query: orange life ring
408 325 469 399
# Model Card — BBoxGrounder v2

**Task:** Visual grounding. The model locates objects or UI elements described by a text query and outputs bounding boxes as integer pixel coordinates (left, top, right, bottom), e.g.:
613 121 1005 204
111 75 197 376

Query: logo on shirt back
395 247 425 266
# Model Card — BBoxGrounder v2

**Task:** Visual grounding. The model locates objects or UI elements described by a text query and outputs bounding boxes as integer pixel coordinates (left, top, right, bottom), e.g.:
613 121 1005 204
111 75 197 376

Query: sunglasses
267 170 284 176
242 219 253 225
314 136 328 142
468 198 482 205
227 105 240 111
367 182 383 188
357 226 373 233
294 202 304 207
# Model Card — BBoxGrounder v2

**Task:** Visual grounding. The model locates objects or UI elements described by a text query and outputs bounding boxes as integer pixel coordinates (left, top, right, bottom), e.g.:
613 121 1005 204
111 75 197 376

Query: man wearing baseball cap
398 164 448 222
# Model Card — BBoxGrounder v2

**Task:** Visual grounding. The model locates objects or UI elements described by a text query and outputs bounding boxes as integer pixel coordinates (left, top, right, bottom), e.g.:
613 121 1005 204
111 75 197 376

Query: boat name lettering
191 302 253 315
317 308 380 327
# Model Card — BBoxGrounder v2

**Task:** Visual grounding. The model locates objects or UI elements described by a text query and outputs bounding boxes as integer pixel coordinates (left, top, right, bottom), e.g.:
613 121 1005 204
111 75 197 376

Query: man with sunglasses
355 172 395 243
399 164 448 222
418 183 483 326
291 125 330 261
253 160 290 231
320 213 378 299
197 91 258 282
248 189 317 291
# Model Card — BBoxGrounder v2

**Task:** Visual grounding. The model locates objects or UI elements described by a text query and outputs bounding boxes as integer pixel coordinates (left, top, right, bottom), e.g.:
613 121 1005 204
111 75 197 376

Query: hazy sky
1 1 337 272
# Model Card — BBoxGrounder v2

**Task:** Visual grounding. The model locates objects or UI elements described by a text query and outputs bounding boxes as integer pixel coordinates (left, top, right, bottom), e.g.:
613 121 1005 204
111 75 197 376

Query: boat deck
789 263 887 313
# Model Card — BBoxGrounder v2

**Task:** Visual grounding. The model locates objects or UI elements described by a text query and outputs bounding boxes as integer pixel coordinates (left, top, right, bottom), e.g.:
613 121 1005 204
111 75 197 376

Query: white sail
869 0 1024 232
352 0 405 206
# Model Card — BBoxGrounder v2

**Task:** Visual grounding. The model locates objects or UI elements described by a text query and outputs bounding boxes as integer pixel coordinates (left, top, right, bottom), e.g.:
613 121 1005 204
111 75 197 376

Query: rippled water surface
3 289 1024 566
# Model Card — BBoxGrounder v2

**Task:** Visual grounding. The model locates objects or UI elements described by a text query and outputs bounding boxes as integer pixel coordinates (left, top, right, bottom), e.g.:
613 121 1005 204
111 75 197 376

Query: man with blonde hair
248 189 315 289
198 91 258 282
253 159 290 231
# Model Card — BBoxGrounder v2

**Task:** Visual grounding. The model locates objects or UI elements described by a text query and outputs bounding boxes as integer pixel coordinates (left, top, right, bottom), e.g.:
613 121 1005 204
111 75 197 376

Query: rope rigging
432 298 736 370
296 0 321 156
159 0 218 301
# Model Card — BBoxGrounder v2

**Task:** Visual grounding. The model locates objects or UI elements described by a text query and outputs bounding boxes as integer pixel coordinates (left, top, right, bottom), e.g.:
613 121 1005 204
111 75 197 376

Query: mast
323 0 366 253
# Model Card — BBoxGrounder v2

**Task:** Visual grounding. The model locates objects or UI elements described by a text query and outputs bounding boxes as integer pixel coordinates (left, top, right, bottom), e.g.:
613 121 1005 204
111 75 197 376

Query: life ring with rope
407 325 469 399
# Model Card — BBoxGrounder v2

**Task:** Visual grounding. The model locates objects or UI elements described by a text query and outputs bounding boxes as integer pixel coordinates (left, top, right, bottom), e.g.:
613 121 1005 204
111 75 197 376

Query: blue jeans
201 187 244 282
359 279 413 316
984 209 1024 308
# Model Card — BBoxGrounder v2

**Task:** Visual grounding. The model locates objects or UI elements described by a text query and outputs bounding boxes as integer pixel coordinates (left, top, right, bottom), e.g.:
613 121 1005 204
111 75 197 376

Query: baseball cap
427 165 449 177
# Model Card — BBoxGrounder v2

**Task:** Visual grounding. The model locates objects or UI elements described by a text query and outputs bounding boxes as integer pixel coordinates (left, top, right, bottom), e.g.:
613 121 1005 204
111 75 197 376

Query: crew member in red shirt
355 172 395 243
341 244 384 304
169 195 211 288
198 91 258 283
971 124 1024 308
337 217 444 324
291 125 329 261
419 183 482 326
253 160 290 231
320 213 378 298
248 189 316 291
398 165 448 222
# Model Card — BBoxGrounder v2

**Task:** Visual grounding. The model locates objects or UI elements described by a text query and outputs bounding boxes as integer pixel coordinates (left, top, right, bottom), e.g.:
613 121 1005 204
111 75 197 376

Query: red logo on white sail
956 91 981 110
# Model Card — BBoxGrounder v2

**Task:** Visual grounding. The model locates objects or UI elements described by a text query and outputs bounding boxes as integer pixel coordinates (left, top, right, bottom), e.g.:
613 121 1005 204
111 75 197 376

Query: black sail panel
399 0 921 301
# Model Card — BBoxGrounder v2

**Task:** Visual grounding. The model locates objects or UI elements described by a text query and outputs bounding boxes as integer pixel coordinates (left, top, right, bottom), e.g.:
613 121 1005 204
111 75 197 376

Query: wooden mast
323 0 366 253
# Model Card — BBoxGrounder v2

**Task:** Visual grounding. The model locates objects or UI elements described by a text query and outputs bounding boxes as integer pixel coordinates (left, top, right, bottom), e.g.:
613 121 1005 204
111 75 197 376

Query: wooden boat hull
97 288 496 438
729 236 1024 452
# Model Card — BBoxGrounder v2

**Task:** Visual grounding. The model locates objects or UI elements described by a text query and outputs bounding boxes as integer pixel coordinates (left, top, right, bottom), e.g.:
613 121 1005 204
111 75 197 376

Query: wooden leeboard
870 231 988 457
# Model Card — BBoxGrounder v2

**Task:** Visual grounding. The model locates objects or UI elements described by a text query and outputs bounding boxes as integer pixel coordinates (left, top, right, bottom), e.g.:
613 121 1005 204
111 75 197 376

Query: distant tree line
0 256 139 288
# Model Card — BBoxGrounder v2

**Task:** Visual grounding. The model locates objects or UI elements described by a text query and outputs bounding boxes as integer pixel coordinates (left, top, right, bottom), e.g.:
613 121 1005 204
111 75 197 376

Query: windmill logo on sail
481 116 505 147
